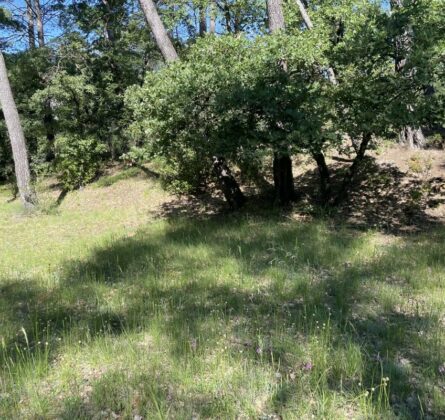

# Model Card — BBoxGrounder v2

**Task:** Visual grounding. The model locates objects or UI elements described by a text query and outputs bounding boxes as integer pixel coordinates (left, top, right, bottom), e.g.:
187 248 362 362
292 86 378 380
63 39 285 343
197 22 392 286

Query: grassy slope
0 173 444 419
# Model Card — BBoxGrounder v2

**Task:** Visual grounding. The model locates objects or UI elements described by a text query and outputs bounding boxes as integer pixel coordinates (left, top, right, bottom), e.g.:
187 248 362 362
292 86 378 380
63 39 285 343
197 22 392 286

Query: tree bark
212 156 245 209
209 1 216 34
267 0 296 205
267 0 285 32
273 153 295 205
295 0 312 29
334 132 371 205
34 0 44 47
0 52 37 208
312 152 331 203
43 98 55 161
390 0 424 148
399 123 425 149
199 6 207 36
138 0 179 63
25 0 36 49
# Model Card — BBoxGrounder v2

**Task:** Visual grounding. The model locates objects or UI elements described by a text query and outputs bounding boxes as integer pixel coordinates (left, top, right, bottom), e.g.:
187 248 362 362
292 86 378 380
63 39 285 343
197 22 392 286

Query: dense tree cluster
0 0 444 208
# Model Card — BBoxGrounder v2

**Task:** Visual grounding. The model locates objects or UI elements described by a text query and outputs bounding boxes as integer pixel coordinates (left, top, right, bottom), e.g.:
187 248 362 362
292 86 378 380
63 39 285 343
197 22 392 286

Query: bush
126 35 333 195
55 134 106 190
426 133 445 149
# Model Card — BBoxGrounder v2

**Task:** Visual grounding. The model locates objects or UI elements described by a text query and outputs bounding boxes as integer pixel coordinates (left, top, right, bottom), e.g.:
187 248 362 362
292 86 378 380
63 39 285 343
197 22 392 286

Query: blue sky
1 0 392 52
1 0 66 50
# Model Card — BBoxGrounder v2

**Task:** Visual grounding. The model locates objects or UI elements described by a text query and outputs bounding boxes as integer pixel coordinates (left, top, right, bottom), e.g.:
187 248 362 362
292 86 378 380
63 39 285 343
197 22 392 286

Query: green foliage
127 34 335 193
408 154 432 176
0 6 22 48
1 2 160 180
27 31 145 160
127 0 444 198
55 134 106 190
426 133 445 149
1 0 444 202
0 121 13 182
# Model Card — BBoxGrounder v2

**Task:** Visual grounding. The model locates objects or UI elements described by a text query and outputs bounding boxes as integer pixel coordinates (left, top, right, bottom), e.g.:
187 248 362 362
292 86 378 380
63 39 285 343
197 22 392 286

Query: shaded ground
338 158 444 233
156 145 445 234
292 155 445 234
0 145 444 418
0 213 444 418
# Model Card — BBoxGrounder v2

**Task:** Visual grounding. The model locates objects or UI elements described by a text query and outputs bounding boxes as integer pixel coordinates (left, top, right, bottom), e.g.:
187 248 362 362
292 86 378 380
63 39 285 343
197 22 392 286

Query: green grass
95 167 142 188
0 177 444 419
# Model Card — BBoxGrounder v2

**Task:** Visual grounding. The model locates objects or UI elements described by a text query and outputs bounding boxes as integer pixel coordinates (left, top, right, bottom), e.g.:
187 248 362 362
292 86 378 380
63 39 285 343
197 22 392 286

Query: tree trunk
267 0 296 205
295 0 312 29
43 98 55 161
138 0 179 63
26 0 36 49
399 123 425 149
233 12 241 34
223 3 232 33
312 152 331 203
267 0 285 32
101 0 116 42
209 1 216 34
295 0 339 204
0 52 37 208
34 0 44 47
273 153 295 205
199 6 207 36
212 156 245 209
334 132 371 205
390 0 425 148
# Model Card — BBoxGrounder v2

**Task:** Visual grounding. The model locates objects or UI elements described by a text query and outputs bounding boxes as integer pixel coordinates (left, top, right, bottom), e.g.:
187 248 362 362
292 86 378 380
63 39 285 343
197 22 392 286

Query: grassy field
0 170 444 419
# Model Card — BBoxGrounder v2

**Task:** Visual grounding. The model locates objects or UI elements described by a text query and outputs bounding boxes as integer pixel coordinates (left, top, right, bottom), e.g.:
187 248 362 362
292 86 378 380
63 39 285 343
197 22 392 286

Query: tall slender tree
267 0 295 205
390 0 425 148
25 0 36 49
209 1 216 33
138 0 179 62
267 0 284 32
34 0 44 47
0 52 36 208
199 4 207 35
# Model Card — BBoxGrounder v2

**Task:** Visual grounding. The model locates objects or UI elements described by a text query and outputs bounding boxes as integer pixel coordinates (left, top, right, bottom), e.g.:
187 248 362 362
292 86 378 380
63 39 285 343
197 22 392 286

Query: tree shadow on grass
294 156 445 234
1 215 444 418
338 158 445 233
153 155 445 236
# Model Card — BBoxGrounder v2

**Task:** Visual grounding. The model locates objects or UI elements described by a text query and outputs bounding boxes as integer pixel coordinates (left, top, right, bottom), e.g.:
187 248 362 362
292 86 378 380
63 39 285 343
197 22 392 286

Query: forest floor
0 145 444 419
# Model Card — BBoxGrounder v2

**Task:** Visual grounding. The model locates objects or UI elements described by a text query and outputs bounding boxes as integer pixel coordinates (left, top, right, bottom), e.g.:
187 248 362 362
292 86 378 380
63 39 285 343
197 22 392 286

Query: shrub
55 134 106 190
408 154 432 178
426 133 445 150
126 35 334 195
